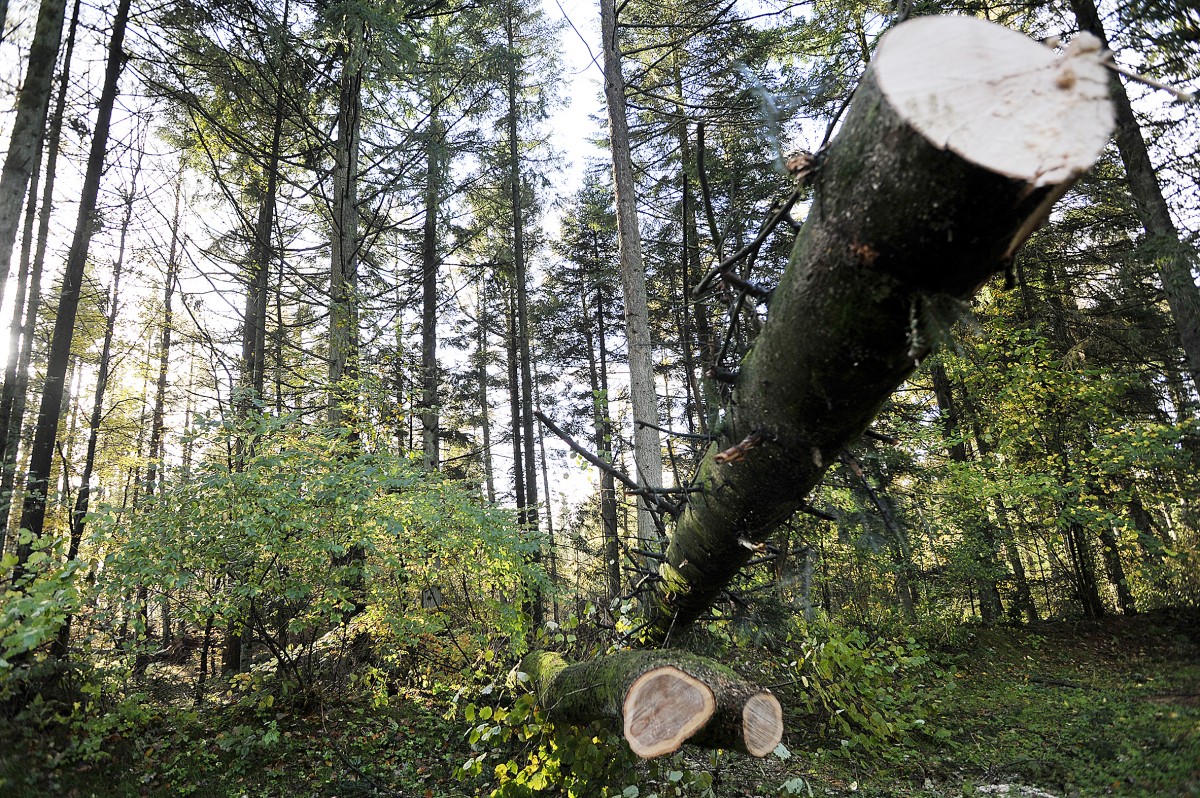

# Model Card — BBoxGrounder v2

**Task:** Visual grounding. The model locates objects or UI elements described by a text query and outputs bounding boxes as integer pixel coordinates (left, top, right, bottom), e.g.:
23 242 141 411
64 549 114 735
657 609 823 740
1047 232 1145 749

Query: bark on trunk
520 649 782 758
583 277 620 604
13 0 131 577
599 0 665 558
506 11 542 626
328 14 362 431
54 160 139 658
226 1 289 669
0 0 67 290
477 284 496 503
931 361 1004 623
640 16 1113 642
0 0 79 548
420 112 443 470
145 176 181 496
1069 0 1200 398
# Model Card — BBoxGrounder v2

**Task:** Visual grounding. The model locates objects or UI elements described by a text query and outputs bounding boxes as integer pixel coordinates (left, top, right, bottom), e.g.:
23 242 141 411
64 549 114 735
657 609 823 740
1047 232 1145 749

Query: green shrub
789 623 950 754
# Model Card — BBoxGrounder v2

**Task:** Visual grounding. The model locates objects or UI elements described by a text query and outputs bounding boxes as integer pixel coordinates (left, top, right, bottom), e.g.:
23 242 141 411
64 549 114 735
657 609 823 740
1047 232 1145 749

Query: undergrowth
0 609 1196 797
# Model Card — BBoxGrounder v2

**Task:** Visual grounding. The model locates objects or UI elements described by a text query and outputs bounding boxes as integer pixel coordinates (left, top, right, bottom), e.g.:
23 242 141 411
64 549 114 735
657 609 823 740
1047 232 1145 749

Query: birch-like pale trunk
599 0 664 558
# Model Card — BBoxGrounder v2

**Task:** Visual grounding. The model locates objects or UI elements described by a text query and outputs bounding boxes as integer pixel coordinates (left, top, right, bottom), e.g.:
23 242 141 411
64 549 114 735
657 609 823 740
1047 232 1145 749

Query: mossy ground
1 609 1196 797
797 608 1200 797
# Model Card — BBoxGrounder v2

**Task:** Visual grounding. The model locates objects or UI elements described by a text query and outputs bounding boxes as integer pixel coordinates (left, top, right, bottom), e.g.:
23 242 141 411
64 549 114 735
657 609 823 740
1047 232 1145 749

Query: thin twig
695 122 724 263
820 92 854 150
536 411 639 492
694 189 799 297
633 486 703 496
1103 54 1195 103
535 411 676 515
864 429 900 445
720 270 772 299
800 504 837 522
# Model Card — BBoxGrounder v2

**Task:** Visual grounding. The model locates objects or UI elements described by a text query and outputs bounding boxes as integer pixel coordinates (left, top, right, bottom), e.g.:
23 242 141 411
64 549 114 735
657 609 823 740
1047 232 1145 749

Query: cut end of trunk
741 692 784 757
623 666 716 758
875 15 1113 186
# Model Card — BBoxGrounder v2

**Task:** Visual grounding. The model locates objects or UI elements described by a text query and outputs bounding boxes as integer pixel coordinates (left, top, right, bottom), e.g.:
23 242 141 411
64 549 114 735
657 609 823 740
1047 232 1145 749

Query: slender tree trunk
1097 523 1136 614
145 176 181 496
420 111 444 469
506 287 526 522
1064 519 1105 618
13 0 131 579
0 0 67 290
477 283 496 503
236 19 288 428
0 129 42 555
994 497 1038 622
932 361 1004 623
57 357 84 510
273 252 285 415
181 352 197 481
145 173 181 648
1070 0 1200 397
841 452 918 620
662 58 708 436
54 156 140 658
599 0 664 558
582 276 620 605
328 13 362 432
0 0 80 549
506 10 542 626
195 614 214 705
392 322 406 454
227 0 290 672
533 365 558 619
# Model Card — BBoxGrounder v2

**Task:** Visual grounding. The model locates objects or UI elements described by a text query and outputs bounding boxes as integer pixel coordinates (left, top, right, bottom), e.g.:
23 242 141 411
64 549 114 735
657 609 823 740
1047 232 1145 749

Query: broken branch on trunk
636 420 714 442
800 504 838 522
864 429 901 446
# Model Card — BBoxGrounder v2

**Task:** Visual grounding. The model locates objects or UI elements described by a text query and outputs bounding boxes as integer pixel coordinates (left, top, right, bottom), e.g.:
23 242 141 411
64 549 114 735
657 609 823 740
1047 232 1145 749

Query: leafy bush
88 412 545 698
0 537 80 702
788 622 950 754
452 610 723 798
455 688 721 798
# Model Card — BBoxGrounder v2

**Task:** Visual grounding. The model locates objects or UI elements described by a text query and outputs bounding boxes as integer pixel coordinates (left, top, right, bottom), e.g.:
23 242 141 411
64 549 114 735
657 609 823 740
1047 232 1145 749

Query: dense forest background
0 0 1196 795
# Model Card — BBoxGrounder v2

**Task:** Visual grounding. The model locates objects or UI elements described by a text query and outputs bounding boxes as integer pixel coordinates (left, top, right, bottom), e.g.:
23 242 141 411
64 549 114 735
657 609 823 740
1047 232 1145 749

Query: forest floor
1 608 1197 798
800 607 1200 798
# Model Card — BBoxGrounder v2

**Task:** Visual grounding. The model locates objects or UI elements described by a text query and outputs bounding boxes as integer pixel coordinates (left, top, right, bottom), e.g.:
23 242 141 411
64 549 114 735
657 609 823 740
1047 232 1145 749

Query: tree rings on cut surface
741 692 783 757
622 666 716 758
873 15 1113 186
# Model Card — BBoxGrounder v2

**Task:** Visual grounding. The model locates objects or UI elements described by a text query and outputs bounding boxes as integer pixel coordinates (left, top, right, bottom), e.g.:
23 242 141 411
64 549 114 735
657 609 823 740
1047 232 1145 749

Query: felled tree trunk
519 15 1113 758
520 649 782 758
641 15 1114 642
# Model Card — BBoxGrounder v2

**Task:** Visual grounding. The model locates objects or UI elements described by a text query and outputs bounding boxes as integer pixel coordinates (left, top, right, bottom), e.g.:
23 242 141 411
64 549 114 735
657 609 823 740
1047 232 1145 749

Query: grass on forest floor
1 608 1197 797
802 607 1200 797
